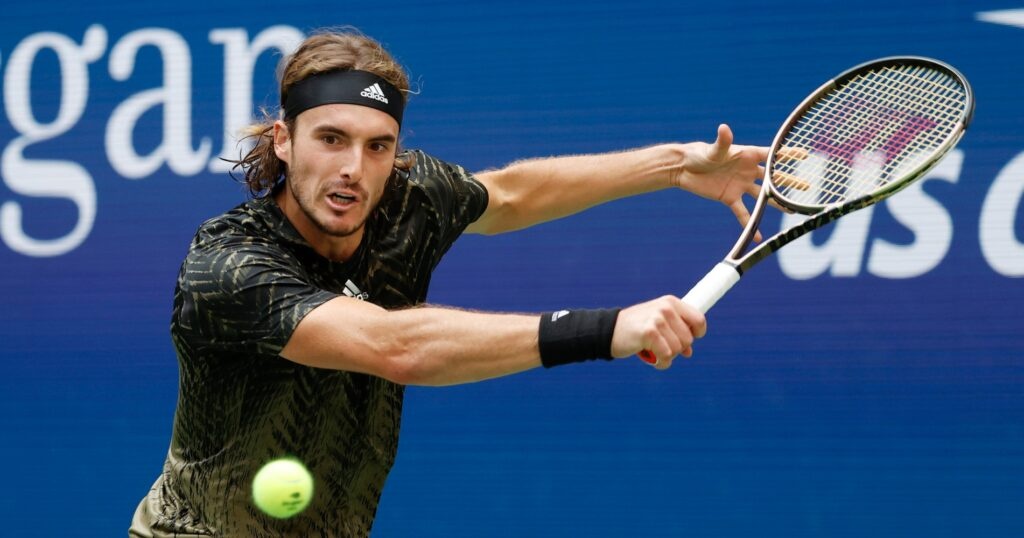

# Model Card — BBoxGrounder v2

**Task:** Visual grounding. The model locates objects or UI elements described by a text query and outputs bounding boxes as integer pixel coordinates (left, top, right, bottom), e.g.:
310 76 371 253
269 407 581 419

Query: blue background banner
1 1 1021 536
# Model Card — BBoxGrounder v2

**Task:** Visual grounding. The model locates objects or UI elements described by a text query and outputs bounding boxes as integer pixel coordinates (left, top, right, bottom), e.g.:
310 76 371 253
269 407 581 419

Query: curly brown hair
229 28 413 196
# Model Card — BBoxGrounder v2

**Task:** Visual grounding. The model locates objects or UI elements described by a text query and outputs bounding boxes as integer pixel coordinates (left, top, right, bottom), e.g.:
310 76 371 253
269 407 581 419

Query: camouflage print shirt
131 151 489 537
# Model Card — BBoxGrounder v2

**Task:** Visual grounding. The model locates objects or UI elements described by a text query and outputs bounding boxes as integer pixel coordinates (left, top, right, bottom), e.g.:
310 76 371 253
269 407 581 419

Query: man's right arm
279 294 707 386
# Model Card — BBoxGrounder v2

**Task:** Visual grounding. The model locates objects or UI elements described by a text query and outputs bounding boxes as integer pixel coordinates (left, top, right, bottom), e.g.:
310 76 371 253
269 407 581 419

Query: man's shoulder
185 198 295 271
194 197 264 234
399 149 487 207
192 198 279 247
402 149 475 185
389 149 489 242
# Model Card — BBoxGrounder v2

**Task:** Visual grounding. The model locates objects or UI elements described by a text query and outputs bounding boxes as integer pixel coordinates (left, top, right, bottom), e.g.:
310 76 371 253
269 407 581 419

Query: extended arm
281 298 540 386
467 124 769 236
280 294 706 386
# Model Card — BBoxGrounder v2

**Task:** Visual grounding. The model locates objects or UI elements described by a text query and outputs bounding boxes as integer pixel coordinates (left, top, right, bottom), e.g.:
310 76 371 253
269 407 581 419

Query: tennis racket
640 56 974 363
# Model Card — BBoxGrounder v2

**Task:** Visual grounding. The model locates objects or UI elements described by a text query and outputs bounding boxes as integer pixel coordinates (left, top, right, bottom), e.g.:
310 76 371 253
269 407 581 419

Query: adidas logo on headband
360 83 389 104
284 70 404 125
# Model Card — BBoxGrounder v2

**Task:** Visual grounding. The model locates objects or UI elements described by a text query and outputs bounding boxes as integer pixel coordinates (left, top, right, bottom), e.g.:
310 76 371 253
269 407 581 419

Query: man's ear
273 120 291 164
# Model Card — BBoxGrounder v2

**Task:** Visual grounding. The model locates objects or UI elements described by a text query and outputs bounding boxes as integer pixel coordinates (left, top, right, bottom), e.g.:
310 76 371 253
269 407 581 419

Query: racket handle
680 262 741 314
639 262 740 364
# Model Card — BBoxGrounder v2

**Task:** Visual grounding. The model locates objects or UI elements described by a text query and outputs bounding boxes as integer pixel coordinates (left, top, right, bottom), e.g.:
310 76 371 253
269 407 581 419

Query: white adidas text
360 83 388 104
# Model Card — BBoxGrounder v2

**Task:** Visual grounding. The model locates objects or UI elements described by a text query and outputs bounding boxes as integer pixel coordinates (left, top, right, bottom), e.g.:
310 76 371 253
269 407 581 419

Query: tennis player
129 28 772 537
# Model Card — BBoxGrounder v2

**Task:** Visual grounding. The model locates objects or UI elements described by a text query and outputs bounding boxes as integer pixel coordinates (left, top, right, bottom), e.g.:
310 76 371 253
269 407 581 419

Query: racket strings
827 66 962 159
779 66 963 203
772 63 968 207
801 74 950 198
800 70 956 198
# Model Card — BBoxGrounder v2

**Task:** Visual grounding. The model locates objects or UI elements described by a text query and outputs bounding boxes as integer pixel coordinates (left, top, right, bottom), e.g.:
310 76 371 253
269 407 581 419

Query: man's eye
322 135 338 145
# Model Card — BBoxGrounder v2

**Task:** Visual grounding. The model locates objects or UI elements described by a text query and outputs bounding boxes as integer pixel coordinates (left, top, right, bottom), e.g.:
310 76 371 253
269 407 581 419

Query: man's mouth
327 193 358 208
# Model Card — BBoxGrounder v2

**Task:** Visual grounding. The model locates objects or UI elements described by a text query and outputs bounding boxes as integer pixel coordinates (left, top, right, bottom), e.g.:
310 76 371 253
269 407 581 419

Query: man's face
274 104 399 255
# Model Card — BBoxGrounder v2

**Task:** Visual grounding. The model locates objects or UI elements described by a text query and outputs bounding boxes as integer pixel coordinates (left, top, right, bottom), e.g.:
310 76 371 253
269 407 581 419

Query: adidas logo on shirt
360 83 389 104
342 279 370 301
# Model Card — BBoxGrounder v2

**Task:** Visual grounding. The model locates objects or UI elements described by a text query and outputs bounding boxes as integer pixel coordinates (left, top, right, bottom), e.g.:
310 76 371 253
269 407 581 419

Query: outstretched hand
671 124 770 240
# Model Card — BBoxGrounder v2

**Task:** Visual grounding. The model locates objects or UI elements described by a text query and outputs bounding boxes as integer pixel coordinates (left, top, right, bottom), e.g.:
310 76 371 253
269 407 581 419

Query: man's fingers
775 146 809 161
676 300 707 340
664 309 694 352
644 334 674 369
729 201 762 243
712 123 734 159
772 170 811 191
767 198 795 214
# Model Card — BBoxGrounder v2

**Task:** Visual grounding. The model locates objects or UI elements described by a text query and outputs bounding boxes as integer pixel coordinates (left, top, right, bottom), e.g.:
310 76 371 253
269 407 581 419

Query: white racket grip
680 262 741 314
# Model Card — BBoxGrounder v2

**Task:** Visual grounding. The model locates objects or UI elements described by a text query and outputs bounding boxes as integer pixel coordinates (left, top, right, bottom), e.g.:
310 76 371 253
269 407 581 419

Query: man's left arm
466 124 770 236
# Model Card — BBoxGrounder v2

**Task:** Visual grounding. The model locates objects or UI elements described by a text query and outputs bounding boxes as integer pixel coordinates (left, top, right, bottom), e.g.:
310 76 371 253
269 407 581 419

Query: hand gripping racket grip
639 262 741 363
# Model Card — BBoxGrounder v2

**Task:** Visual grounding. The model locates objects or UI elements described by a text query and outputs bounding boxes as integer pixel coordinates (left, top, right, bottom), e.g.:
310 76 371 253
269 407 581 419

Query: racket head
764 57 974 215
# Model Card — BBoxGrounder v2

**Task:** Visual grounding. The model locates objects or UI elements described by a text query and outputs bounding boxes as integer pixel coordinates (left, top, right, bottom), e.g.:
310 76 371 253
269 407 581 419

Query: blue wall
1 1 1021 535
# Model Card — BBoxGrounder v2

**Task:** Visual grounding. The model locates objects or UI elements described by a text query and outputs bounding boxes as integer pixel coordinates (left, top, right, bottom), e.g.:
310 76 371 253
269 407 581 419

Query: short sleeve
174 234 337 356
405 150 489 247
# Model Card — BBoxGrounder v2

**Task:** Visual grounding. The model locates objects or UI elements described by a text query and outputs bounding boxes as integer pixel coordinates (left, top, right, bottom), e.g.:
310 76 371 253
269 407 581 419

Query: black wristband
538 308 621 368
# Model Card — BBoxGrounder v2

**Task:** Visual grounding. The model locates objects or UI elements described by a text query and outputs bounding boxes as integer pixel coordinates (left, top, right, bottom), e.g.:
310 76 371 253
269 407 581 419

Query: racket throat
726 187 772 262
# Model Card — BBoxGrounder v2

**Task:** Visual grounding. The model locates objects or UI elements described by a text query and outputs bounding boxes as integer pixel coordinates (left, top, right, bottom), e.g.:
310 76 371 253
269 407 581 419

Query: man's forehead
296 103 399 139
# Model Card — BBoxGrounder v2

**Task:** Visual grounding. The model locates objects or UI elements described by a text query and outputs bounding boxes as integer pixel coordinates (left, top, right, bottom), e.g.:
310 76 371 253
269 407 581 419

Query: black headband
283 69 405 126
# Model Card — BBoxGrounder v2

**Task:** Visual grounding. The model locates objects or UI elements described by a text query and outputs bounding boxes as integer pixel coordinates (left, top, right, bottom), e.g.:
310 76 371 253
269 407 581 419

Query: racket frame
724 56 974 276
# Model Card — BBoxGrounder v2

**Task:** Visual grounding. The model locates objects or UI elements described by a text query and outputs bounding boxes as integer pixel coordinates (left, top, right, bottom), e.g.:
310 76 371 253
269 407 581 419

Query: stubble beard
287 173 368 239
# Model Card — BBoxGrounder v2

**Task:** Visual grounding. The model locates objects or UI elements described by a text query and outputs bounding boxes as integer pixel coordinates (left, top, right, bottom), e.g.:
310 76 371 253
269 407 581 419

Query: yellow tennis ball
252 458 314 519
